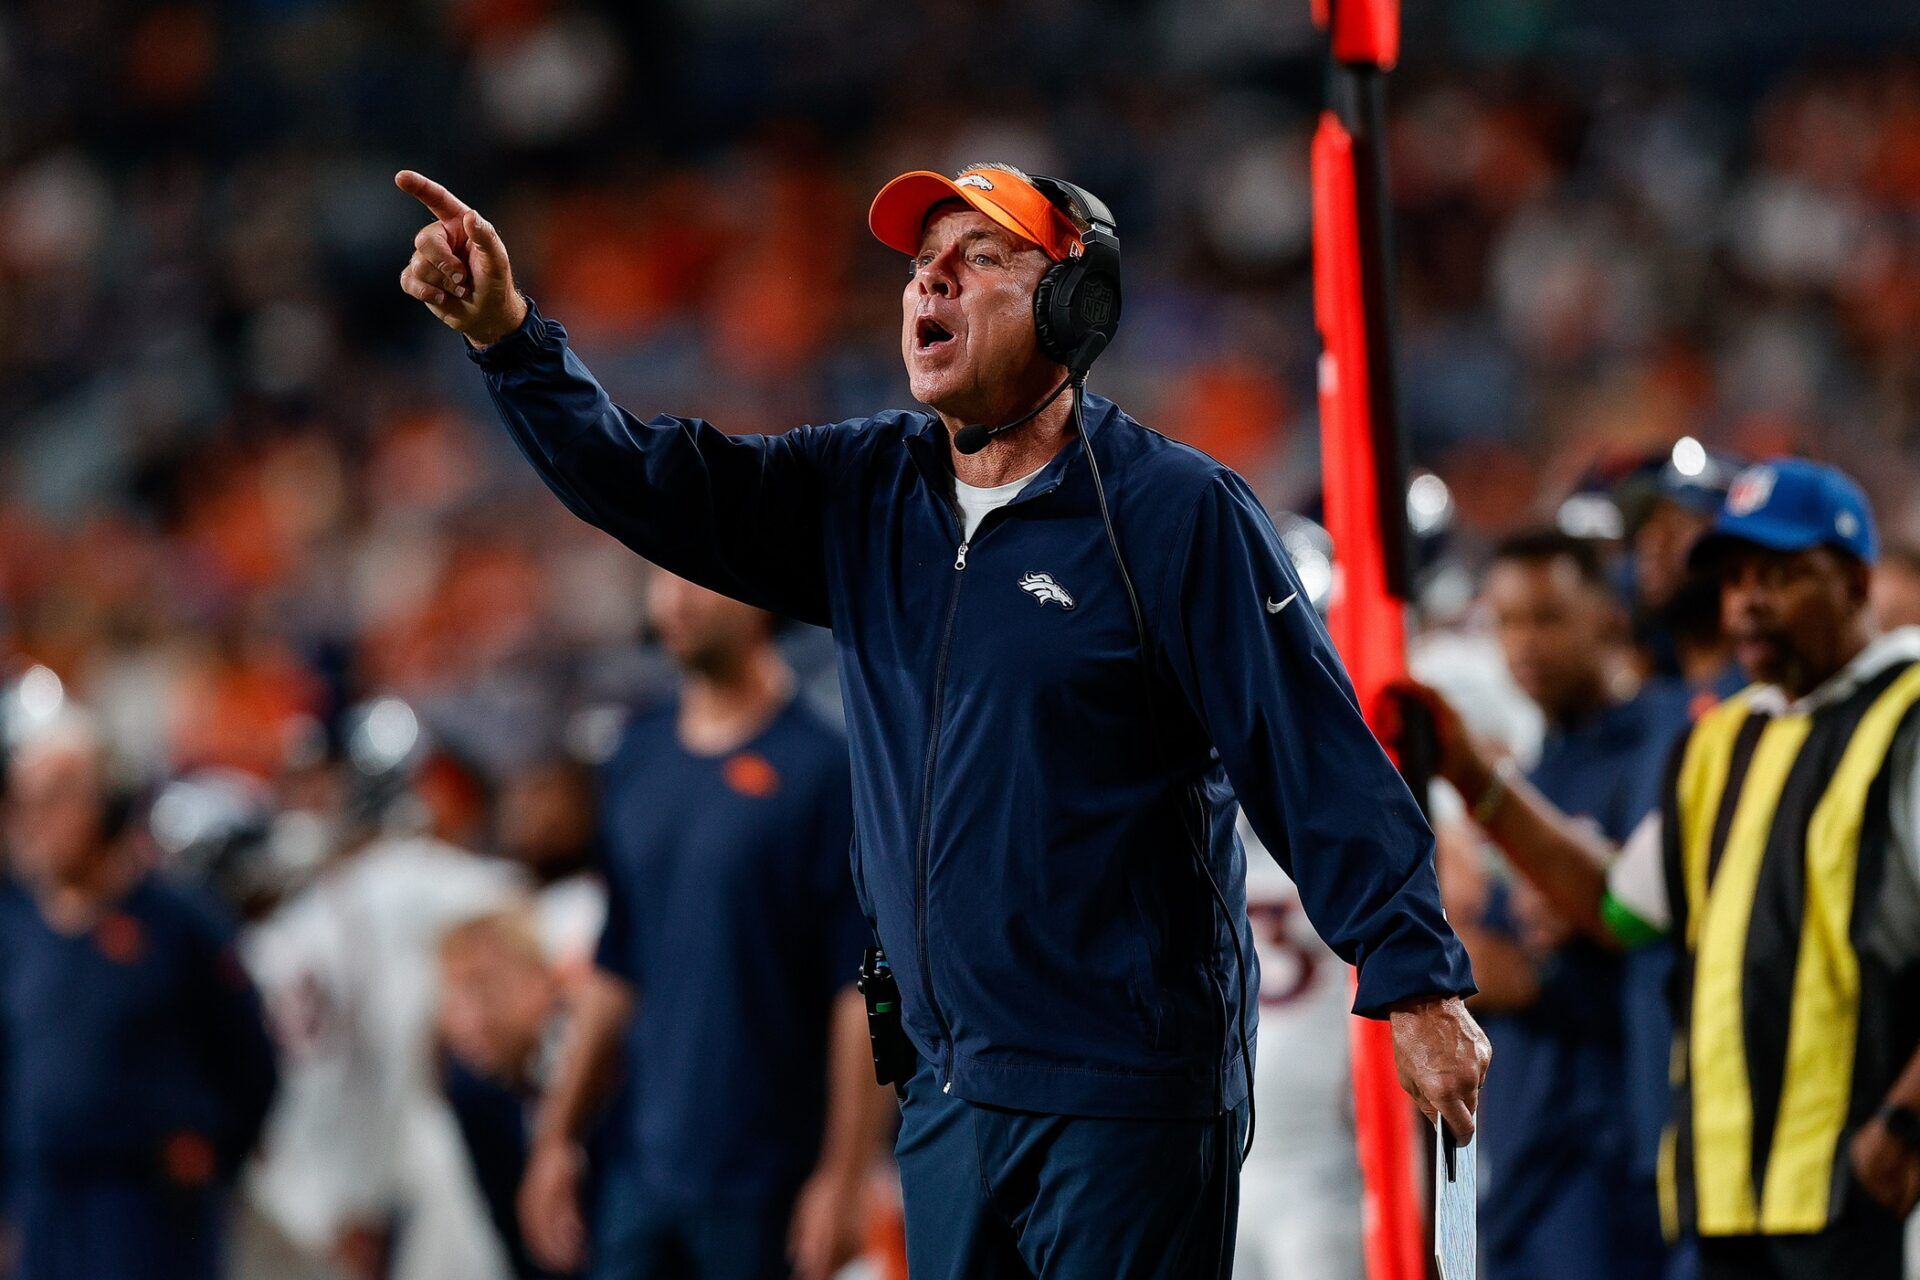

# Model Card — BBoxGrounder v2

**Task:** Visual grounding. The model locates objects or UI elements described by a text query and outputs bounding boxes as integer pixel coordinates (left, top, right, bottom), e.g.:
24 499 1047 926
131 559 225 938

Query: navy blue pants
11 1179 222 1280
895 1062 1245 1279
591 1164 791 1280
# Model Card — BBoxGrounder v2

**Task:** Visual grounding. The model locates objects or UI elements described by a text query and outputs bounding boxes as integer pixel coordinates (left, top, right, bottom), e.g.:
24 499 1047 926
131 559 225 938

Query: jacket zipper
911 474 1065 1094
914 506 969 1093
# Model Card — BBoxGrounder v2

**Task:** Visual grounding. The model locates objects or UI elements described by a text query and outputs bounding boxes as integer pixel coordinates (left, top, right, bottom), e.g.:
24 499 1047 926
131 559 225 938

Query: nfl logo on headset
1078 277 1117 328
1726 466 1776 517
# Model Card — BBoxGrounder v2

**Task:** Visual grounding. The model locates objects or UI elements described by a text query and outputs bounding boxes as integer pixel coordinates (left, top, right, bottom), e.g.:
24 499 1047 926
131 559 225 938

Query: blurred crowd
0 1 1915 794
0 0 1918 1276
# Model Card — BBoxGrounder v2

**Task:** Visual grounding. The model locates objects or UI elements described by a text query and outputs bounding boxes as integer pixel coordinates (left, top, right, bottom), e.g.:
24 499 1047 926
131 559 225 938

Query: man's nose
915 249 958 297
1725 578 1770 619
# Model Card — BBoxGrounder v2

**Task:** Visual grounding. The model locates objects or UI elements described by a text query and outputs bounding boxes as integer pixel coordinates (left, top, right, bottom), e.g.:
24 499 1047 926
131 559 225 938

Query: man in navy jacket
0 711 278 1280
396 161 1488 1278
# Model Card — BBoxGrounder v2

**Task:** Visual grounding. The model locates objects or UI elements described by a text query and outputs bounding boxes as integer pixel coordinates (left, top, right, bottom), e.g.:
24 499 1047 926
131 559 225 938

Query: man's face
646 570 771 676
1720 545 1864 692
901 205 1058 421
1633 499 1714 611
1485 557 1615 718
5 742 108 886
496 762 594 875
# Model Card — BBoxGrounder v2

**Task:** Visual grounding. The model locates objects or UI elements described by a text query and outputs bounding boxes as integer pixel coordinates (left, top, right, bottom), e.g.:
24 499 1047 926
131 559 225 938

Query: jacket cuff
1350 931 1477 1020
463 294 553 373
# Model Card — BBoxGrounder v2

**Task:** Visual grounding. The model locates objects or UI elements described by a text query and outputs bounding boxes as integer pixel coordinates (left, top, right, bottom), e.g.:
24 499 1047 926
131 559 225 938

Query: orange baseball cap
869 166 1084 263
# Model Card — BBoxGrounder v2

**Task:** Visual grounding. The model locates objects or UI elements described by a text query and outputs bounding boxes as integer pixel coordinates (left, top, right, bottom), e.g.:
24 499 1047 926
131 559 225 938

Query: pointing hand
394 170 528 348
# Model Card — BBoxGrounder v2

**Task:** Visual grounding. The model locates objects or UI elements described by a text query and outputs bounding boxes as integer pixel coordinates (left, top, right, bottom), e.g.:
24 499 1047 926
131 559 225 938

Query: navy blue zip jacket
469 298 1473 1119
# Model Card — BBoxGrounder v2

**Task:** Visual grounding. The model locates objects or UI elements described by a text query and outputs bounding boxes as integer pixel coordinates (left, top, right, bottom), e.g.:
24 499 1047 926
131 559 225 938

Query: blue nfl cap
1688 457 1878 570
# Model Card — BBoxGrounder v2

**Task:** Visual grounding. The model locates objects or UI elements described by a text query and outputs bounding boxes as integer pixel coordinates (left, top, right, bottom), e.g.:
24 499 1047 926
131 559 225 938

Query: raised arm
395 170 838 626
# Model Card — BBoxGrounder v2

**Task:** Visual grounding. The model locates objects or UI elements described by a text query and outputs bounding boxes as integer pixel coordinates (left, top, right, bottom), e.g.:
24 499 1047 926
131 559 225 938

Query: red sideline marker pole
1309 0 1427 1278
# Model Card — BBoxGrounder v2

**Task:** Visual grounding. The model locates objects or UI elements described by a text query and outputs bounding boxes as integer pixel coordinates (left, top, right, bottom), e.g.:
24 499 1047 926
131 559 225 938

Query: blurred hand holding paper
1434 1116 1477 1280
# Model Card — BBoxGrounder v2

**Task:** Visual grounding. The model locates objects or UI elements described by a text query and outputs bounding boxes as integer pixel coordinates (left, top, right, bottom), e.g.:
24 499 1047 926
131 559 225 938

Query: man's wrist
465 290 532 351
1467 757 1518 826
1442 745 1493 809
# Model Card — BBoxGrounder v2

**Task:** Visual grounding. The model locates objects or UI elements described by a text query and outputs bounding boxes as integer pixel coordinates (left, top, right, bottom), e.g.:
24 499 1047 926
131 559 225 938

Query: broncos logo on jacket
1018 572 1075 609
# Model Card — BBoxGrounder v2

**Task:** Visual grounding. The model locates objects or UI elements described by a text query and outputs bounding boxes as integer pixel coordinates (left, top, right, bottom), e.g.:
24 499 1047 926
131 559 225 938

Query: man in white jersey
241 701 525 1280
1232 816 1365 1280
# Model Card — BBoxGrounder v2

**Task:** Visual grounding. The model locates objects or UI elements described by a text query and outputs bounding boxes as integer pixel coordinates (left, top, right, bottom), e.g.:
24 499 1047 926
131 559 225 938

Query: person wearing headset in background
0 702 279 1280
394 159 1489 1279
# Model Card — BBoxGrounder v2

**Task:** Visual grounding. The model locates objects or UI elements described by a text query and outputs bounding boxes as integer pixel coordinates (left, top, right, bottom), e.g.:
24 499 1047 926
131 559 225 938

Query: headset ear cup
1027 176 1122 373
1073 269 1119 341
1032 262 1076 367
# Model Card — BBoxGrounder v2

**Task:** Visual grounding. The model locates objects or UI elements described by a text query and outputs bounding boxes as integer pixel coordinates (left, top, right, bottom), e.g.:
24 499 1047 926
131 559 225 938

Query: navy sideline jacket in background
470 299 1473 1120
0 874 277 1187
596 696 865 1209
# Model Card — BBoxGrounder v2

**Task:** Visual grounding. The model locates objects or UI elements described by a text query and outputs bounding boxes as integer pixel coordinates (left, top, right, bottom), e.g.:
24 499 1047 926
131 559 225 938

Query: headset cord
1073 379 1258 1272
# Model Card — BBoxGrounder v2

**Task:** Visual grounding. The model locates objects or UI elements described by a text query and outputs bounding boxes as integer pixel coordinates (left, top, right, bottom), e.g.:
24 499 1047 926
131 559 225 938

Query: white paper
1433 1116 1477 1280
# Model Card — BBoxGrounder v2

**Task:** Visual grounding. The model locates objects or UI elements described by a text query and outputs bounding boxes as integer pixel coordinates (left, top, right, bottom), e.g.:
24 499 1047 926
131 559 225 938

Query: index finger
1440 1093 1476 1142
395 170 470 223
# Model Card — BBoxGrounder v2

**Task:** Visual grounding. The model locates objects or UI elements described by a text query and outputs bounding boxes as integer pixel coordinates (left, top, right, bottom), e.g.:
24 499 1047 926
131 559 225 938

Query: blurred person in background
0 704 278 1280
1613 441 1745 644
1610 447 1745 1280
398 154 1484 1279
143 766 339 1280
517 570 888 1280
1874 545 1920 633
494 753 608 982
1403 530 1673 1280
240 699 526 1280
438 908 578 1280
1614 445 1744 702
1230 818 1365 1280
1415 460 1920 1279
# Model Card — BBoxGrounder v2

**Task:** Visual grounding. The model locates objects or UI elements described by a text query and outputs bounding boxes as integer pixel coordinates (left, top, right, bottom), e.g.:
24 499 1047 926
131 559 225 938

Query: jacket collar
904 389 1120 508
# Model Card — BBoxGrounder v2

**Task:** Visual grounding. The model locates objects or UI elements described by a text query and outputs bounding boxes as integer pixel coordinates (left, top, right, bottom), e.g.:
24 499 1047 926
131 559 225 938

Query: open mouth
916 317 955 350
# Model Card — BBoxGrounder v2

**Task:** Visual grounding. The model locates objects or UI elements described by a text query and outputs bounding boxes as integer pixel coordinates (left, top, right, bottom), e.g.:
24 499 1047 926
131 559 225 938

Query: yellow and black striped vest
1658 656 1920 1238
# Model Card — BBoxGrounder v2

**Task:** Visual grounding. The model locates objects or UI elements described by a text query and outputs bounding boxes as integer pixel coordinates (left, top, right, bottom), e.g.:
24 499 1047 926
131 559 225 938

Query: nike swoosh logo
1267 592 1298 615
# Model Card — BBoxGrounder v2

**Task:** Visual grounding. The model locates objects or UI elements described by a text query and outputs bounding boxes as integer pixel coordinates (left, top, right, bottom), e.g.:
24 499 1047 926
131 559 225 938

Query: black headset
1027 174 1123 377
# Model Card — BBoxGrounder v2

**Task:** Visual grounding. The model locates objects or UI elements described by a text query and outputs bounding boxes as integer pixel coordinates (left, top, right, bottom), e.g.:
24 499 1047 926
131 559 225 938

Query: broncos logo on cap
955 173 996 191
1018 572 1075 609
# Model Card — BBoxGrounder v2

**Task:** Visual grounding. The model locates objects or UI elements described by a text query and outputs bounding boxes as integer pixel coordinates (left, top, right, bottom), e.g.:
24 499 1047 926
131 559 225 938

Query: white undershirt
953 463 1047 541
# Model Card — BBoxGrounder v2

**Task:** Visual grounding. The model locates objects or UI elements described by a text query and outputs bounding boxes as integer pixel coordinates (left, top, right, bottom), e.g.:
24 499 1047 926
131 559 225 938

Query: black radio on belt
858 945 916 1097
